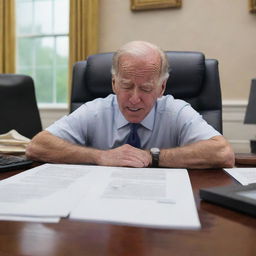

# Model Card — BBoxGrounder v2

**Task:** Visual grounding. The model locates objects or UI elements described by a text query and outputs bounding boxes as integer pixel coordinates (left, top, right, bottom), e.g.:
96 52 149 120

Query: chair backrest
71 51 222 133
0 74 42 139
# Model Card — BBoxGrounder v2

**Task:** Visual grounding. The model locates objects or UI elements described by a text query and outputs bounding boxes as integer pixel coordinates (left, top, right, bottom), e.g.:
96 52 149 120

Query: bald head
111 41 169 85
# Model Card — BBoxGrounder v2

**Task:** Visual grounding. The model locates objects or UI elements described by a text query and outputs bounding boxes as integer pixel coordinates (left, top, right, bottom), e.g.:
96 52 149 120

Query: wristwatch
150 147 160 167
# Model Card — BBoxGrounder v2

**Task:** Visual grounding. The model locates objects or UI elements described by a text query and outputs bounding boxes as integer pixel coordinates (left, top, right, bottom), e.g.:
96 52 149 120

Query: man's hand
98 144 151 168
26 132 151 167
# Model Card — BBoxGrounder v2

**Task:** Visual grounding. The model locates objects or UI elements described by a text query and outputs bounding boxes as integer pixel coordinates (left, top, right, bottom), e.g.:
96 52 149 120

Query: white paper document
224 168 256 185
70 167 201 229
0 164 92 218
0 164 200 228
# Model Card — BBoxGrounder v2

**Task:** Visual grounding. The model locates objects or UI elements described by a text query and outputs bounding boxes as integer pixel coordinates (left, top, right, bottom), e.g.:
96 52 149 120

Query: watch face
151 148 160 154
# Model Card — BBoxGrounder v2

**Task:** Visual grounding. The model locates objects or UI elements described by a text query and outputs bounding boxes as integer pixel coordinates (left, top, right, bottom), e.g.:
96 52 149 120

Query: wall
99 0 256 101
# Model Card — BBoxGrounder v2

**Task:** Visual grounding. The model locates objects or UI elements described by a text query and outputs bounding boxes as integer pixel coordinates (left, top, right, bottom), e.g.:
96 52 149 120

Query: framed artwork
249 0 256 13
131 0 182 11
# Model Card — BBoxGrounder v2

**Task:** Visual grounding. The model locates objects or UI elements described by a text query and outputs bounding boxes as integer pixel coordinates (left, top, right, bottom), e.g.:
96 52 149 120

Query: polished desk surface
0 161 256 256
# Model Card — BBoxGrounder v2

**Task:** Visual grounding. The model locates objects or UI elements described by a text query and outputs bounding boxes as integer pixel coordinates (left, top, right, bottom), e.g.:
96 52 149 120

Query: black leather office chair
0 74 42 138
71 51 222 133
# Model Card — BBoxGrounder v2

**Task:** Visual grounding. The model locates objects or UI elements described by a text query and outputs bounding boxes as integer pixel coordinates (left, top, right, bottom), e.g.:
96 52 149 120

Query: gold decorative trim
131 0 181 11
0 0 16 73
69 0 99 109
249 0 256 13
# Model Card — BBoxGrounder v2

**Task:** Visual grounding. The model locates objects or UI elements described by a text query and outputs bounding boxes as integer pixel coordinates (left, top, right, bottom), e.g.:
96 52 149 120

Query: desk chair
71 51 222 133
0 74 42 139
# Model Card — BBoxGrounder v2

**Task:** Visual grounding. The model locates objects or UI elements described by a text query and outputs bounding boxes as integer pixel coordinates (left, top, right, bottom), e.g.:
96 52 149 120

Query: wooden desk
235 153 256 166
0 167 256 256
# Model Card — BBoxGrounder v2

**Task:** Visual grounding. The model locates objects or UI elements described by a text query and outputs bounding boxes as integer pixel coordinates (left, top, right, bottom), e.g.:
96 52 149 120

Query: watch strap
150 148 160 167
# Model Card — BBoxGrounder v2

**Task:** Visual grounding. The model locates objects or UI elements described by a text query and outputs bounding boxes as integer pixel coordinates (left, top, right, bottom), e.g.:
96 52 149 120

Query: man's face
112 54 166 123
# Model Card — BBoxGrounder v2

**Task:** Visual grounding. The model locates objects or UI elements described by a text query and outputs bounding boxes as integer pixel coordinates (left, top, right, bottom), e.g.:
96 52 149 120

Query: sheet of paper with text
70 166 201 229
224 168 256 185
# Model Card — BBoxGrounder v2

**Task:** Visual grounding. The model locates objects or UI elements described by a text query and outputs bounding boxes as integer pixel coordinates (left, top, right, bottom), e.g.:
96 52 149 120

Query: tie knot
131 123 140 131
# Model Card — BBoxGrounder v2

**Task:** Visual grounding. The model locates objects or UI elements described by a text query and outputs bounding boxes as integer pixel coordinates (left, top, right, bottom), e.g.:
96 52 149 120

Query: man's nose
129 88 141 104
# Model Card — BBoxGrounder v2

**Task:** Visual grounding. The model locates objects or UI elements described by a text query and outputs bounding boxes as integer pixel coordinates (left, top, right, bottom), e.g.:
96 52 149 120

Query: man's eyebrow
117 78 155 86
118 78 131 83
140 82 154 87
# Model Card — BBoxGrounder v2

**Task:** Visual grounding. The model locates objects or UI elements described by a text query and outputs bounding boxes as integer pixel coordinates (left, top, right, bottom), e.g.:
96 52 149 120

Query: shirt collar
116 111 129 129
140 105 155 131
114 97 129 129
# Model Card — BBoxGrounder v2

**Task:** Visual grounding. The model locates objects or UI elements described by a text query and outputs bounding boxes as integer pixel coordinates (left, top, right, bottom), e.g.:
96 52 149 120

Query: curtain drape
0 0 16 73
69 0 99 105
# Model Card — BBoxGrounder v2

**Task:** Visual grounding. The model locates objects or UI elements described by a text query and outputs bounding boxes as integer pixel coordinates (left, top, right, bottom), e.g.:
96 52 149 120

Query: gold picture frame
249 0 256 13
131 0 182 11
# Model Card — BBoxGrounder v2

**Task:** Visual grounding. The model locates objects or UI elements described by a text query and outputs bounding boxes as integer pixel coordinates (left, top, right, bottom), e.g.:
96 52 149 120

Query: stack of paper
0 164 201 229
0 130 30 153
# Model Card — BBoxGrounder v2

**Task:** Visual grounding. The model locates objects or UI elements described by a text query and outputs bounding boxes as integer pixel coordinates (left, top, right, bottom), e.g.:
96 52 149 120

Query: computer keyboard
0 154 33 172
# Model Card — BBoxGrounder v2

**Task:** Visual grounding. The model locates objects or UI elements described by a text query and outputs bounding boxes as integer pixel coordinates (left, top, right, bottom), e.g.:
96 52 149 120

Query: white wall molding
222 100 247 106
223 101 253 153
39 107 68 130
39 101 253 153
222 100 246 122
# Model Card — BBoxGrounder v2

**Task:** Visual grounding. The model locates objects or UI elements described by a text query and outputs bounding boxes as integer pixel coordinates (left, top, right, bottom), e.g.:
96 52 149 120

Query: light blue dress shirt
46 94 220 150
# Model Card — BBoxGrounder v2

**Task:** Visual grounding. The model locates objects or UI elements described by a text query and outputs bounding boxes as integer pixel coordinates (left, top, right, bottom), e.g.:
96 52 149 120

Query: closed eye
140 86 153 93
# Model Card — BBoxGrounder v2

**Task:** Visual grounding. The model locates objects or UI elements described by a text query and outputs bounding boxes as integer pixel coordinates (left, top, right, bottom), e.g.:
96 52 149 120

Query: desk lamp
244 79 256 153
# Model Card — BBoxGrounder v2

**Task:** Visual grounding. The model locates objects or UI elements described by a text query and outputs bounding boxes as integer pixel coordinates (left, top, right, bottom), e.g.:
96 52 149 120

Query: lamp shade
244 79 256 124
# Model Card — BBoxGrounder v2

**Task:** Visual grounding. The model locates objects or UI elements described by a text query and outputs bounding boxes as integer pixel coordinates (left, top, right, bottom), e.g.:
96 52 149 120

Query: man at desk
26 41 234 169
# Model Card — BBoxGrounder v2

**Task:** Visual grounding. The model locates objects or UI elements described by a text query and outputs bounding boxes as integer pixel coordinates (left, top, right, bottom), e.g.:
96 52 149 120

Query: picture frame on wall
249 0 256 12
131 0 182 11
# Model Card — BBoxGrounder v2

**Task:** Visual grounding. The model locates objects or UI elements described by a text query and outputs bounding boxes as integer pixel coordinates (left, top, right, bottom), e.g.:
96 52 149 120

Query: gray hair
111 41 170 85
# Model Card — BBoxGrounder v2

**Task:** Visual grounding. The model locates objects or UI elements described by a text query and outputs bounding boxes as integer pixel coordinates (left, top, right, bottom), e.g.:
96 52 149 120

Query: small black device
0 154 33 172
200 183 256 217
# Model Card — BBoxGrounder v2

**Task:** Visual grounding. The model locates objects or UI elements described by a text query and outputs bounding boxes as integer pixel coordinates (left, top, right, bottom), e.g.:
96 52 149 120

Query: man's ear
158 79 167 97
112 77 117 94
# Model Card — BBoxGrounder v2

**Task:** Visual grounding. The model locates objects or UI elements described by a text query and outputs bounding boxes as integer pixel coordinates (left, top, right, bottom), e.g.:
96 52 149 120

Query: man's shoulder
72 94 117 119
84 94 117 110
157 95 190 111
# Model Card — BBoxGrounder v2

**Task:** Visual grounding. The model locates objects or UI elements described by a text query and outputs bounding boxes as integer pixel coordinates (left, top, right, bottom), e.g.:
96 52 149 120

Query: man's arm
26 132 234 169
26 131 151 168
158 135 235 169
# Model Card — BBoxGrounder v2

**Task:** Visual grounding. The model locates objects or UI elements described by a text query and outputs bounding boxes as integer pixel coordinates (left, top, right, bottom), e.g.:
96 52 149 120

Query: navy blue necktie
126 123 141 148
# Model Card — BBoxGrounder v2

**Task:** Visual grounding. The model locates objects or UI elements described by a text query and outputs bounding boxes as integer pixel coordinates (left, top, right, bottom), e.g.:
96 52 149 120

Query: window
16 0 69 104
